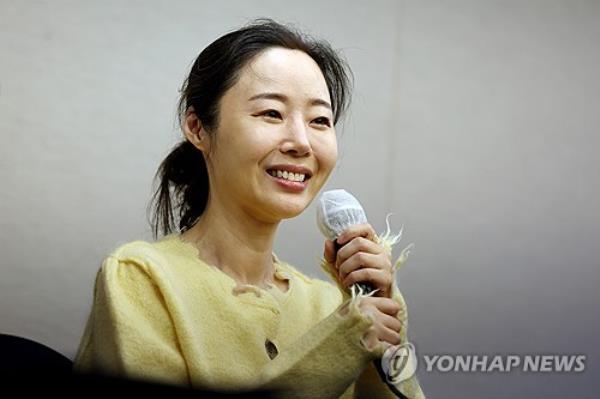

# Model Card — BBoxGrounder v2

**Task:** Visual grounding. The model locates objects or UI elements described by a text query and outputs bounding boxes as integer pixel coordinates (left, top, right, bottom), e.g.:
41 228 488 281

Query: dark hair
147 18 354 239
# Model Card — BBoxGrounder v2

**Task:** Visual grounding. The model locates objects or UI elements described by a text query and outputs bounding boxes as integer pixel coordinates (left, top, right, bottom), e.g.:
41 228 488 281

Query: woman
74 19 425 399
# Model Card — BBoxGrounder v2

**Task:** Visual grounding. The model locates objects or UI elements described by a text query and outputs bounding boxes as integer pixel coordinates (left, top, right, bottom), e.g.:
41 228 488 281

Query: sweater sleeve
73 255 189 386
352 281 427 399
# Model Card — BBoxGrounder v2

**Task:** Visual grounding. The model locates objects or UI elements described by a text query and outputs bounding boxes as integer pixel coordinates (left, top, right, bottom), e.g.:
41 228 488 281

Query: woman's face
199 47 338 223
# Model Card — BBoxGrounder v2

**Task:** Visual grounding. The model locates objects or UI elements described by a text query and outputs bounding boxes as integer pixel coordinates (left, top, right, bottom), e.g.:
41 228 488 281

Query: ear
182 107 211 153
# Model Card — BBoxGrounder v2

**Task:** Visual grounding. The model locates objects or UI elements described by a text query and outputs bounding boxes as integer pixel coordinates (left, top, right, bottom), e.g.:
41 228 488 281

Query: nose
280 116 311 157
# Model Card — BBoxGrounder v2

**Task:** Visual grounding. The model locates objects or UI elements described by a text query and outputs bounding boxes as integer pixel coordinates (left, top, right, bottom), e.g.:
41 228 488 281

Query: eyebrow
248 92 332 110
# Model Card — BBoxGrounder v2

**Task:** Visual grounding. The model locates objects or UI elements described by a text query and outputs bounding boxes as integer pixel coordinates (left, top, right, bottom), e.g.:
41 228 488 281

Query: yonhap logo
381 342 418 384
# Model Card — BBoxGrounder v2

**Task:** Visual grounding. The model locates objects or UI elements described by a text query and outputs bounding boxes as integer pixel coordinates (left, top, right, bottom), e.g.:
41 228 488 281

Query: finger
336 245 392 274
341 263 392 289
323 239 336 264
379 325 402 346
363 297 401 316
336 236 383 270
337 223 377 246
338 252 377 281
381 313 403 333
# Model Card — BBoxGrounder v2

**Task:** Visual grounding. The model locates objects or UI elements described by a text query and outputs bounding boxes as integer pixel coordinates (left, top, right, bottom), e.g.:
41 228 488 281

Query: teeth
269 169 306 182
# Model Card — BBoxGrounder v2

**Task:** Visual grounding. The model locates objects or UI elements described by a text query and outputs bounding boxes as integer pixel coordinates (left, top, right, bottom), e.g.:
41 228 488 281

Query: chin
271 199 310 219
279 204 308 219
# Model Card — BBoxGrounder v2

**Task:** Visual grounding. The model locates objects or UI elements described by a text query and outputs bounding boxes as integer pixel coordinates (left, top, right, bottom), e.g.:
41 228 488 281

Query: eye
312 117 331 127
262 110 282 119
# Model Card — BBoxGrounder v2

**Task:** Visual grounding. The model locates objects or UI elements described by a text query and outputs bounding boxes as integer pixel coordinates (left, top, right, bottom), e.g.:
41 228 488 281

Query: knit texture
74 233 425 398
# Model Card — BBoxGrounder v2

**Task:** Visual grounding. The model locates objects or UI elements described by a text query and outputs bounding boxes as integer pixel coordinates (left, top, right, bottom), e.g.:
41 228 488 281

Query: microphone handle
333 239 376 294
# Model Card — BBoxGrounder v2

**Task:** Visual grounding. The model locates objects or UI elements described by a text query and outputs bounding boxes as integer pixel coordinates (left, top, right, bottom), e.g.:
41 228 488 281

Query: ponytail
147 140 209 239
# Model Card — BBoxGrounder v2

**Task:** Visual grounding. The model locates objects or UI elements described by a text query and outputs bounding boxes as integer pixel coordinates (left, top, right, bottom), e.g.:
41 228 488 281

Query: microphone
316 189 376 295
317 189 410 399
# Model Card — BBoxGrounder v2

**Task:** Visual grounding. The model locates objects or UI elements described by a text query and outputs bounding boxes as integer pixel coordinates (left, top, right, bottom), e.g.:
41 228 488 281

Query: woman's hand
323 223 394 298
356 296 403 347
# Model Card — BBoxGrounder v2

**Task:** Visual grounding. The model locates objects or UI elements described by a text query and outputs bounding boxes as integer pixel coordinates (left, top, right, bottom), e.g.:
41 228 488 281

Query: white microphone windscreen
316 189 367 241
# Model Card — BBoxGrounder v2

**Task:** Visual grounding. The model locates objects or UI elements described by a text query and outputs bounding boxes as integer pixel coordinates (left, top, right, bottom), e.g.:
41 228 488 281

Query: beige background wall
1 1 598 397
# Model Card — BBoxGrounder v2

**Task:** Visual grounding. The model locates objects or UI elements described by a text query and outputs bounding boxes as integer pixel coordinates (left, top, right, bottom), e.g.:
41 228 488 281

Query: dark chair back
0 333 72 373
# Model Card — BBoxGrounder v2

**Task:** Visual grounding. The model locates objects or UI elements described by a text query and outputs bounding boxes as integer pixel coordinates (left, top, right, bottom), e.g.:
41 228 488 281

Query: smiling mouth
266 169 313 183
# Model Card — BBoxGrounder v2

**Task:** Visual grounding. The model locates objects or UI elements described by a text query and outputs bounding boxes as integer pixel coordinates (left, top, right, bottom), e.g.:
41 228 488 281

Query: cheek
221 129 272 166
315 135 338 174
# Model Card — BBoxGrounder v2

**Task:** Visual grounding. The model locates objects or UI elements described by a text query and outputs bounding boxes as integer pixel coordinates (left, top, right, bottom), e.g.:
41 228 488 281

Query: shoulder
110 238 161 261
88 239 183 328
95 237 174 285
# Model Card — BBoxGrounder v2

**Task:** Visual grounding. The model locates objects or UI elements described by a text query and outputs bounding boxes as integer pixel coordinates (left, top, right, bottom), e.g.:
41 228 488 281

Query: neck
179 195 280 288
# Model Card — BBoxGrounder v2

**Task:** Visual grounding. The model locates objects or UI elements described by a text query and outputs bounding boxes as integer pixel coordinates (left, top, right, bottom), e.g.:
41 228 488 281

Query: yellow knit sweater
74 233 425 398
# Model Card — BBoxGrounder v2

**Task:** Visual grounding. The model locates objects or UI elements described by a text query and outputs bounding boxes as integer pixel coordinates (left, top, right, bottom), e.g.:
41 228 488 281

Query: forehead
234 47 330 101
